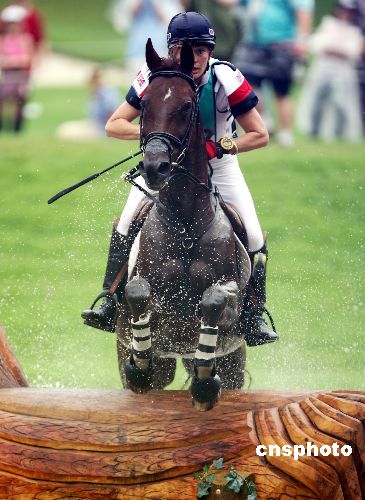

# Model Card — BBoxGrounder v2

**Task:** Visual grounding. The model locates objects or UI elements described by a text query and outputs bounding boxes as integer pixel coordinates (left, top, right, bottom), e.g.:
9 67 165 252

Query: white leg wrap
131 314 151 359
194 324 218 365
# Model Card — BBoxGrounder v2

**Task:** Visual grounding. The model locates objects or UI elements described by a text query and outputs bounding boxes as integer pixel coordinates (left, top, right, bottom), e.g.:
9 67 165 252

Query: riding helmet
167 12 216 49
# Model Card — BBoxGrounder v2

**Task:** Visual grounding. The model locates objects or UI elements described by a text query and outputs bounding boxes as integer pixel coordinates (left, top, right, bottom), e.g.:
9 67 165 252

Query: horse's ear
146 38 163 72
180 41 194 76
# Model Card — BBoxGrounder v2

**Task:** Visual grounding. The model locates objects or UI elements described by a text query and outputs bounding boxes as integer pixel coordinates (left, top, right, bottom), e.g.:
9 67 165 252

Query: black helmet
167 12 216 49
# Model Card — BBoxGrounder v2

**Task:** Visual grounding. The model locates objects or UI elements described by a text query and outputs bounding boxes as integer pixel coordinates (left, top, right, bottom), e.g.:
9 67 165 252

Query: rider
81 11 278 347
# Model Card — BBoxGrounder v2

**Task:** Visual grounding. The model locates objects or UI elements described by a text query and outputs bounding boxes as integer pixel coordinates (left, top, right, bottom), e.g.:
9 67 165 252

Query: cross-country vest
198 61 237 141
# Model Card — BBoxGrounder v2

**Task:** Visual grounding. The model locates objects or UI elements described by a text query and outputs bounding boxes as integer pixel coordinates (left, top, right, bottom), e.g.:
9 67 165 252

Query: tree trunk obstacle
0 326 363 499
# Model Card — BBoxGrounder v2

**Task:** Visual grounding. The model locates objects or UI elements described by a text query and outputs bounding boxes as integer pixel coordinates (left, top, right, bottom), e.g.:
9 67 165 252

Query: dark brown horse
117 40 251 411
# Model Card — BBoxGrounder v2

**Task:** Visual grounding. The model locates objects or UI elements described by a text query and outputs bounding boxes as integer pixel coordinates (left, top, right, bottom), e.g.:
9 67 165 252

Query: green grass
0 85 364 391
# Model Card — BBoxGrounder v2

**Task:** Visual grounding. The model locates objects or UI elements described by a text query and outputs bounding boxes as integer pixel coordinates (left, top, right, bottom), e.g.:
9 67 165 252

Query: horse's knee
200 285 228 327
125 276 151 321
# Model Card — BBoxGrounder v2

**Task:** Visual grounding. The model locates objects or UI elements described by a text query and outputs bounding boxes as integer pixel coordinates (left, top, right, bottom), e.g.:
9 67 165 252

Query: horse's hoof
190 375 221 411
125 356 154 393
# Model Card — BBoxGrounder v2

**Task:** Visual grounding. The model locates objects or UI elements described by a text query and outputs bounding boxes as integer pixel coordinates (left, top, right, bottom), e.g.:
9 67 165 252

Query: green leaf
197 482 211 498
226 476 244 493
212 458 225 470
194 471 201 480
203 464 209 474
247 493 257 500
206 473 216 485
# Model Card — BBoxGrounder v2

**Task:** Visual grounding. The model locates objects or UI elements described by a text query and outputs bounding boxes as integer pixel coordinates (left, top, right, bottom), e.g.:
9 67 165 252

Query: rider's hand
205 138 238 160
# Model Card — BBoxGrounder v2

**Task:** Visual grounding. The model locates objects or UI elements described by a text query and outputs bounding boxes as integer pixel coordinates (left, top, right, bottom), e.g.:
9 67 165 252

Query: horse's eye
180 101 192 114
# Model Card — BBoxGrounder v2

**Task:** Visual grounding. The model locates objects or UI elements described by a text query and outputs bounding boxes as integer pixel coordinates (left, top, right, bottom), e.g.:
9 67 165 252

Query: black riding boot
242 244 278 347
81 227 130 332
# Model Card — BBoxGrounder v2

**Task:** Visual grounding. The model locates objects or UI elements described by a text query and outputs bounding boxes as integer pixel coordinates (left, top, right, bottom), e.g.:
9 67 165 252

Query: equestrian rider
82 11 278 347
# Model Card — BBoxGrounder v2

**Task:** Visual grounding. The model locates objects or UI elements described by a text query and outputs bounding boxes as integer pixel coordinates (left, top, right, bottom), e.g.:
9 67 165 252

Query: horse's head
139 39 197 191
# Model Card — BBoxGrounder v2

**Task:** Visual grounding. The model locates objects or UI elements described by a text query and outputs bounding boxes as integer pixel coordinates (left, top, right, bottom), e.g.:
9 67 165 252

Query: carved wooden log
0 328 363 499
0 327 28 388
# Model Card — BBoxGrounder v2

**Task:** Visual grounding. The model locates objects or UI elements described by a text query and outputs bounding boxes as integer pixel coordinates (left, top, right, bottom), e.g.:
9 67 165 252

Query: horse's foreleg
191 280 240 411
124 276 154 393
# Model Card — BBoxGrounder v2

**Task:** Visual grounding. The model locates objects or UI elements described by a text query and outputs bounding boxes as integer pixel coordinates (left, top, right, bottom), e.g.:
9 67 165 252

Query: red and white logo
136 73 146 87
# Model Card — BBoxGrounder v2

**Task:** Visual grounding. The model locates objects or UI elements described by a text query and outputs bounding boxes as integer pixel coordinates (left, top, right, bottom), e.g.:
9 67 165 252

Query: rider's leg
244 241 278 346
81 182 151 332
210 156 278 346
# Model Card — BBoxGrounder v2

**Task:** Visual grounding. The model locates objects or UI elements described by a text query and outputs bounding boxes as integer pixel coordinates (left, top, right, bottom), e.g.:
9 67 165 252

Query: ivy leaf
194 471 201 480
197 481 211 498
205 473 216 485
247 492 257 500
226 476 244 493
203 464 209 474
212 458 225 470
246 479 257 499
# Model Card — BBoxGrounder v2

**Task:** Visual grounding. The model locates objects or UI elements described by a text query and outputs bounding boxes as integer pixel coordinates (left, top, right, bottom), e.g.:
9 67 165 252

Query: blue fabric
242 0 314 46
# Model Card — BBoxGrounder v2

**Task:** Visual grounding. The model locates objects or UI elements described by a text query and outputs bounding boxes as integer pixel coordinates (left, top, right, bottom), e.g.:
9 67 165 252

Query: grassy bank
1 87 364 391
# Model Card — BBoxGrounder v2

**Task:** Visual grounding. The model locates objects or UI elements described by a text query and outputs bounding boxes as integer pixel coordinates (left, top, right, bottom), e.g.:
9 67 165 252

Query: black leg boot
81 227 131 332
242 243 278 347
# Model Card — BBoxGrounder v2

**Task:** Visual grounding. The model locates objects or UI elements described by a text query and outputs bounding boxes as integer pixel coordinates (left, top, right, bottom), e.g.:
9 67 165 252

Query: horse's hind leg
124 276 154 393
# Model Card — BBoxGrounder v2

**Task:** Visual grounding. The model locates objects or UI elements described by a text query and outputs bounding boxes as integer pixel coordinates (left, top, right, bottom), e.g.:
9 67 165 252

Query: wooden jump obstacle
0 326 364 499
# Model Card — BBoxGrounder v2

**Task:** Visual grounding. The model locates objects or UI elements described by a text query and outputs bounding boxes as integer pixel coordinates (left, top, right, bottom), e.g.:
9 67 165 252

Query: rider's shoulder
210 58 237 73
210 58 243 83
131 62 151 97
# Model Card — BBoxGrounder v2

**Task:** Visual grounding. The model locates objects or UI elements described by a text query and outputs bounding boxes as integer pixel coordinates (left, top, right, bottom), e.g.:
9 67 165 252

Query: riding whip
47 150 142 204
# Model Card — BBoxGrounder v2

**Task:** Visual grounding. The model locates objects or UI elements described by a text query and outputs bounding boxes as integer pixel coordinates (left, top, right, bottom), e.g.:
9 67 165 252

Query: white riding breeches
117 155 264 252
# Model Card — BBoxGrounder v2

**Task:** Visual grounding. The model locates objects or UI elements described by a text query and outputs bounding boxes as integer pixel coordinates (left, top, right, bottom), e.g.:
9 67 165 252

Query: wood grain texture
0 328 363 498
0 327 28 389
0 388 363 499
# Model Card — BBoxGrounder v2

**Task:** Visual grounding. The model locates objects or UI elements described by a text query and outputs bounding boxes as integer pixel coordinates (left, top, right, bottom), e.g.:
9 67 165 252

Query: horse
116 39 251 411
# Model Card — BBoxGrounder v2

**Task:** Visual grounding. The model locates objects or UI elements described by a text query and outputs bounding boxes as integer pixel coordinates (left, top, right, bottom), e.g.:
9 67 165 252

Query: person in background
56 67 120 140
296 0 363 141
352 0 365 135
184 0 242 61
3 1 47 66
109 0 183 78
88 68 121 135
82 11 279 348
0 4 34 132
233 0 313 147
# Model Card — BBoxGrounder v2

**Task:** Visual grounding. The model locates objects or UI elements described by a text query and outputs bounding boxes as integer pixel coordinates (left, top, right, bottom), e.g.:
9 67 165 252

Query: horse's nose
141 156 170 189
157 161 170 176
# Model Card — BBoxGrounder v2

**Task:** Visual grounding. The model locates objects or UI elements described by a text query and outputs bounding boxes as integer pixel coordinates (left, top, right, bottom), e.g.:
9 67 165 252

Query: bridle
124 69 215 251
140 70 199 168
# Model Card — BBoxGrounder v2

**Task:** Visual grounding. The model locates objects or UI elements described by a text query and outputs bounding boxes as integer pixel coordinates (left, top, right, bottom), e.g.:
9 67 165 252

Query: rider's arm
105 101 140 140
234 108 269 153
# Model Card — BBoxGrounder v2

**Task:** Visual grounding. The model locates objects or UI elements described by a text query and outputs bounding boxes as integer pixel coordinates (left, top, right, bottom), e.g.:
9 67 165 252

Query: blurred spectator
296 0 363 141
108 0 183 77
0 4 34 132
15 0 47 65
185 0 242 61
352 0 365 135
57 68 121 141
233 0 314 147
88 68 121 134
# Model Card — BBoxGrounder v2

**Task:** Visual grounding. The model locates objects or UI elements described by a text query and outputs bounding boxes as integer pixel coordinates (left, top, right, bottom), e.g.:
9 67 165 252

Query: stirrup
83 290 119 333
261 306 277 333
